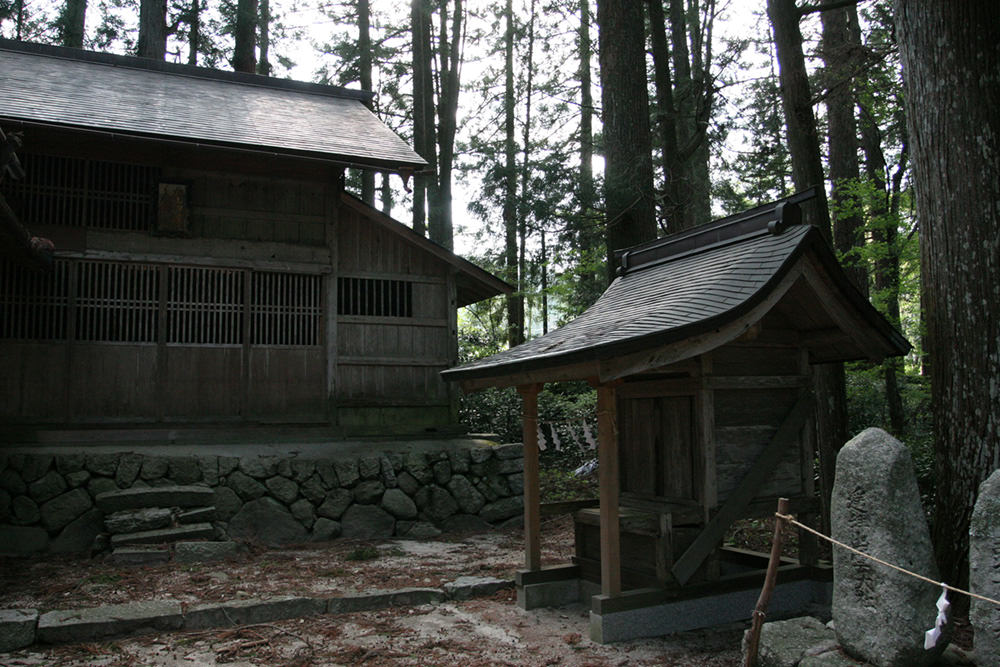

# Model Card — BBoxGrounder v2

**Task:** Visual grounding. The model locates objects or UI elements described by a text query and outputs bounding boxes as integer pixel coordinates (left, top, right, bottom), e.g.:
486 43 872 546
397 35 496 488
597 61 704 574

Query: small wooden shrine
442 189 910 641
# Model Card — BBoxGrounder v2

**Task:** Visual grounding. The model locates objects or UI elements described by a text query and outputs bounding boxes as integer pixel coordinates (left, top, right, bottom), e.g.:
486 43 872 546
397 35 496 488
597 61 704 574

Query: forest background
1 0 996 606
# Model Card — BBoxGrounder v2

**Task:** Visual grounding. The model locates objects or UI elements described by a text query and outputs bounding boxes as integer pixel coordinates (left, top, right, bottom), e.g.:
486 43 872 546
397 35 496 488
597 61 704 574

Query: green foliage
539 466 596 502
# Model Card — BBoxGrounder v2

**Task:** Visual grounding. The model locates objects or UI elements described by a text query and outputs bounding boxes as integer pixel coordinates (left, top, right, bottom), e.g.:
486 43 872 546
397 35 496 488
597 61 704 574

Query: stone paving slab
173 540 240 563
95 486 214 513
109 522 214 547
0 608 38 652
108 546 171 566
36 601 184 644
183 596 327 630
11 576 514 648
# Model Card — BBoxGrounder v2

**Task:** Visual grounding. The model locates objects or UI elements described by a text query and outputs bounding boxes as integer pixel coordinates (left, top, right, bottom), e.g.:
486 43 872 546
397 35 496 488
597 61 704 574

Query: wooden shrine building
442 190 910 642
0 39 510 438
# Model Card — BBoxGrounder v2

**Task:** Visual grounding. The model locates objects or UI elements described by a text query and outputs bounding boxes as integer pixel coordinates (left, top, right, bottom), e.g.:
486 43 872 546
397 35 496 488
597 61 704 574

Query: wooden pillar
518 383 543 571
596 383 621 597
323 175 341 425
798 348 820 566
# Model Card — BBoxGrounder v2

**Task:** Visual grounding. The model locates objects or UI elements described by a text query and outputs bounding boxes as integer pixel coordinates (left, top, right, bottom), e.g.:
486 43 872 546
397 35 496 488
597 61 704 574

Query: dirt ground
0 515 745 666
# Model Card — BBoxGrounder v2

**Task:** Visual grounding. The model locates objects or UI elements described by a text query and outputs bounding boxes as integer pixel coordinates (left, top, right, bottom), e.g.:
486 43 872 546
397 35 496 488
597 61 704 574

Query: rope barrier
776 512 1000 608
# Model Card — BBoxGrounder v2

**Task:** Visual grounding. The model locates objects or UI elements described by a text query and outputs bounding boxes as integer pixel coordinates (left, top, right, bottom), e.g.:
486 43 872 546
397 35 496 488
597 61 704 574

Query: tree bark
138 0 168 59
256 0 270 75
358 0 375 205
647 0 683 232
187 0 200 65
429 0 463 252
503 0 522 347
768 0 846 535
895 0 1000 590
821 4 866 295
411 0 436 236
597 0 656 281
232 0 257 73
57 0 87 48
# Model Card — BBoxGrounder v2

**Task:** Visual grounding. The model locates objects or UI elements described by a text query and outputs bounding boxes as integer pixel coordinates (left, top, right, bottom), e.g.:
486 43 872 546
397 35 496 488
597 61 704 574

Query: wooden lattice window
0 260 71 340
76 260 160 343
337 276 412 318
1 153 159 231
250 272 323 346
167 266 243 345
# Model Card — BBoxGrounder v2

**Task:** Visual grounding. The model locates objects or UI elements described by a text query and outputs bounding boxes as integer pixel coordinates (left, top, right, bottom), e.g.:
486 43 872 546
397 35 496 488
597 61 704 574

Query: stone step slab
183 596 326 630
0 608 38 652
109 522 214 547
104 507 173 534
177 506 215 524
109 546 171 566
37 600 183 644
96 486 214 513
174 541 240 563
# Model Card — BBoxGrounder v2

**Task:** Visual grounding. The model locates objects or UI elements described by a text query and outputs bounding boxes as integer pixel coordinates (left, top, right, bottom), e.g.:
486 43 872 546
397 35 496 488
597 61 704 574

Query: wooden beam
596 383 622 597
518 383 544 571
706 375 809 390
671 390 813 585
457 359 600 393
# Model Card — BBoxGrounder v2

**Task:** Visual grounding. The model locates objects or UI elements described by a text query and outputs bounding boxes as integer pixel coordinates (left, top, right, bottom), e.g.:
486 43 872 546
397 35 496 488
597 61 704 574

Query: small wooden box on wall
157 182 190 236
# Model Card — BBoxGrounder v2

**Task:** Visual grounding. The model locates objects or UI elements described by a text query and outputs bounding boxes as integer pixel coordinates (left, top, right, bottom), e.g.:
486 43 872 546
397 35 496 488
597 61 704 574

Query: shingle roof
442 195 909 386
0 40 425 171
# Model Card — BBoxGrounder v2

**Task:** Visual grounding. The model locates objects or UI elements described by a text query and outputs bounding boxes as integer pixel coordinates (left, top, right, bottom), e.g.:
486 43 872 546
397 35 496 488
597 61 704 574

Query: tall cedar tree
503 0 522 346
895 0 1000 591
596 0 656 281
820 5 866 295
232 0 257 72
138 0 168 58
56 0 87 47
357 0 375 205
256 0 270 75
411 0 436 237
187 0 200 64
767 0 847 534
430 0 463 252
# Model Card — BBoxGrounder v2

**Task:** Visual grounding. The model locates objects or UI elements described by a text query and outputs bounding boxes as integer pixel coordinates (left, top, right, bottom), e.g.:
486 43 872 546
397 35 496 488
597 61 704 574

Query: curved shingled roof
0 40 425 172
442 195 909 388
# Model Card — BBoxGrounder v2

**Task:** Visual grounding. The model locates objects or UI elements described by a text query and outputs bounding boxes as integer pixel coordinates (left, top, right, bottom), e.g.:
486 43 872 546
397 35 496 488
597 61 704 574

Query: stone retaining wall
0 443 525 554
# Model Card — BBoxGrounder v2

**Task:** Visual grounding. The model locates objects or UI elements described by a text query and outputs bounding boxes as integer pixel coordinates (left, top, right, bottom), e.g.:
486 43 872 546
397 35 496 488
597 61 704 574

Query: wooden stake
744 497 789 667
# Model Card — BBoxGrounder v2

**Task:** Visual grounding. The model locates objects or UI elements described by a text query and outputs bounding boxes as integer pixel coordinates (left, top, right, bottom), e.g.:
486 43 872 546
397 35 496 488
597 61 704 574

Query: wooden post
323 177 340 425
518 383 543 571
596 383 621 597
744 497 790 667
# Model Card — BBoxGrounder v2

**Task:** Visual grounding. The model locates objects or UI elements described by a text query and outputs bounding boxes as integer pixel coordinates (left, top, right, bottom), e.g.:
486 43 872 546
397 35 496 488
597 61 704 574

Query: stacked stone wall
0 444 525 554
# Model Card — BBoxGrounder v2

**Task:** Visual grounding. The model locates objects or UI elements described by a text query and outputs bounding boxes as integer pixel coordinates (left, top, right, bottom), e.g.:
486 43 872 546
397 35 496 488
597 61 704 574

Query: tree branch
797 0 859 19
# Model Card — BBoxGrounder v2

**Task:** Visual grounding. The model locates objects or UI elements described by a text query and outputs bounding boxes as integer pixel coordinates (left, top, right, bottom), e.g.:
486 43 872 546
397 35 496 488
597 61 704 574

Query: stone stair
95 486 235 565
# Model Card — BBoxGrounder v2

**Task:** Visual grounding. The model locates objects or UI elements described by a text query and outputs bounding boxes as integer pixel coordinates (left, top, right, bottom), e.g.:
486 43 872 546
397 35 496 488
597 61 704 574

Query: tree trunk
380 172 392 215
597 0 656 281
685 0 712 227
768 0 845 536
896 0 1000 590
574 0 604 302
138 0 168 59
503 0 522 347
647 0 683 232
669 0 694 230
430 0 462 252
58 0 87 48
358 0 375 205
232 0 257 73
411 0 436 236
187 0 200 65
256 0 270 75
821 4 866 295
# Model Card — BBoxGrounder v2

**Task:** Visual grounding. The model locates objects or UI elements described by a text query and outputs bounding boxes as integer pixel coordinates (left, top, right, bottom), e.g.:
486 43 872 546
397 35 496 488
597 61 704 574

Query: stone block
168 458 202 485
0 469 26 495
444 576 513 600
341 504 395 539
213 486 242 521
110 546 170 565
11 495 40 525
353 480 385 505
226 471 267 501
396 471 420 496
479 496 522 523
265 475 299 505
518 580 580 611
178 507 215 524
29 471 67 504
300 473 326 504
0 525 48 554
358 455 381 480
227 497 307 546
446 475 486 515
55 453 85 475
183 596 325 630
0 608 38 652
448 448 471 474
395 521 442 538
87 476 118 500
37 601 183 643
497 458 523 474
115 453 143 487
379 456 397 488
218 457 239 476
238 456 278 479
419 485 458 524
970 469 1000 664
198 456 220 486
317 488 352 520
506 472 524 495
65 470 90 488
333 459 360 488
327 588 444 614
105 507 173 534
41 488 92 532
289 498 315 528
494 443 523 460
404 453 433 485
743 616 840 667
469 447 493 464
96 485 214 512
85 453 120 477
140 456 169 481
314 461 339 488
311 517 341 541
432 460 452 485
51 508 104 553
832 428 945 666
110 522 214 547
20 455 53 483
290 459 316 484
381 488 417 519
174 541 241 563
